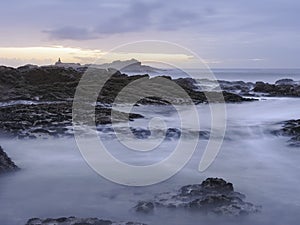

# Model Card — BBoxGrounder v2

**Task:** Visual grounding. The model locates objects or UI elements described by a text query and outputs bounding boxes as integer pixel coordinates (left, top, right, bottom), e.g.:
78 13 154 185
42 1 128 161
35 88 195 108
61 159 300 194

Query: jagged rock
125 127 209 140
25 217 147 225
253 80 300 97
130 128 152 139
134 201 155 213
0 103 143 138
0 146 19 173
0 65 254 103
165 128 181 139
134 178 261 216
218 80 254 95
0 65 256 138
272 119 300 146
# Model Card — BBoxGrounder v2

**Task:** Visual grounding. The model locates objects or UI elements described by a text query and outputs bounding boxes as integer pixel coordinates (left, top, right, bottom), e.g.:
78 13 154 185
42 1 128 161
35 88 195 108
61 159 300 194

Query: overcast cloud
0 0 299 67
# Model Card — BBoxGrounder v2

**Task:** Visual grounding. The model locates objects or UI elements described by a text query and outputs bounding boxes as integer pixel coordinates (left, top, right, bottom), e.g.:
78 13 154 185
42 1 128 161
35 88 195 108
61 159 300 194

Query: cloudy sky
0 0 299 68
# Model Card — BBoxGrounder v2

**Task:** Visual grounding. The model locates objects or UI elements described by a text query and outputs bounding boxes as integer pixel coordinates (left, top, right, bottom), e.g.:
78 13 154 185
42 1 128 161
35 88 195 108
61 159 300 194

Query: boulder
134 178 261 216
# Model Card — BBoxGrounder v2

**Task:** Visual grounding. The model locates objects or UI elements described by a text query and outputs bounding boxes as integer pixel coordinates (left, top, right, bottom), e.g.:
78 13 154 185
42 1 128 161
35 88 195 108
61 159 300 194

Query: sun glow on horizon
0 45 210 68
0 46 104 67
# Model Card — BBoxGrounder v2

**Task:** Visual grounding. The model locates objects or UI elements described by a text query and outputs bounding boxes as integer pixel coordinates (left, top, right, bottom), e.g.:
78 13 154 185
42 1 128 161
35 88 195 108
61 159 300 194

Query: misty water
1 97 300 225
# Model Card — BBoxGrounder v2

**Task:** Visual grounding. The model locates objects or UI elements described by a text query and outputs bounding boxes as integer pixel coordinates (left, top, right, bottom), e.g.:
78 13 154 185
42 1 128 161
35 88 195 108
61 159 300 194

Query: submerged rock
0 146 19 173
134 201 155 213
25 217 147 225
134 178 261 216
272 119 300 147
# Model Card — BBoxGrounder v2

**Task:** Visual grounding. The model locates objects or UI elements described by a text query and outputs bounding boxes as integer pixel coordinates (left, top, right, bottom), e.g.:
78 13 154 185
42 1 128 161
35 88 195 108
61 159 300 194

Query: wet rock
0 65 257 138
26 217 147 225
165 128 181 139
0 103 143 138
0 145 19 173
134 178 261 216
218 80 254 95
275 78 296 85
253 80 300 97
0 65 254 104
127 127 209 140
180 177 234 195
130 128 152 139
272 119 300 147
134 201 155 213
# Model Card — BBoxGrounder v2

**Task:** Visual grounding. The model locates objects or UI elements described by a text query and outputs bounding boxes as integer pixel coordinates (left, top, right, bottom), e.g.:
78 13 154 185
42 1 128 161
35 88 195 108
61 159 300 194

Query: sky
0 0 299 68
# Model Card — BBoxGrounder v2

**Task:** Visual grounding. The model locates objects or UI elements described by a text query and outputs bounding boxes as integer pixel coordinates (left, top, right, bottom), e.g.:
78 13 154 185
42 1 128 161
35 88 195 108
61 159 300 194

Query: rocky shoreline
0 65 252 103
0 65 256 138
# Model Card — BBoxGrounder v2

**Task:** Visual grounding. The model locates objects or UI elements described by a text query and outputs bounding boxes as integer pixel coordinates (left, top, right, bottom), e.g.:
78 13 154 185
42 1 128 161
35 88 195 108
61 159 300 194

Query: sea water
0 96 300 225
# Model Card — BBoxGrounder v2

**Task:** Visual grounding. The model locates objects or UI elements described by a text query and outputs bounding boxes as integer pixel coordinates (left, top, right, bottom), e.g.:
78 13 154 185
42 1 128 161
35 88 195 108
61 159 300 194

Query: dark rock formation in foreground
0 146 19 173
0 102 143 138
26 217 147 225
272 119 300 147
134 178 261 216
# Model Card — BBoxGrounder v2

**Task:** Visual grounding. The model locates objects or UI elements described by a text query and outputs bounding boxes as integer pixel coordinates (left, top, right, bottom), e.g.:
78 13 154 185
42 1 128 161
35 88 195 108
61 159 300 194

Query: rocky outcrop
0 65 254 104
0 146 19 173
253 79 300 97
0 65 256 138
26 217 147 225
0 102 143 138
272 119 300 147
193 78 300 97
134 178 261 216
218 80 254 96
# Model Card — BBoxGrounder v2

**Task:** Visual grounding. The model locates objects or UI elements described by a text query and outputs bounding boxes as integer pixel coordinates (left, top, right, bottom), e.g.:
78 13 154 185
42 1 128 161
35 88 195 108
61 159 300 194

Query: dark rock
165 128 181 139
0 145 19 173
25 217 147 225
180 178 234 196
0 103 143 138
218 80 254 95
0 65 254 104
134 201 155 213
253 80 300 97
273 119 300 146
275 78 295 85
134 178 260 216
130 128 151 139
0 65 257 138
